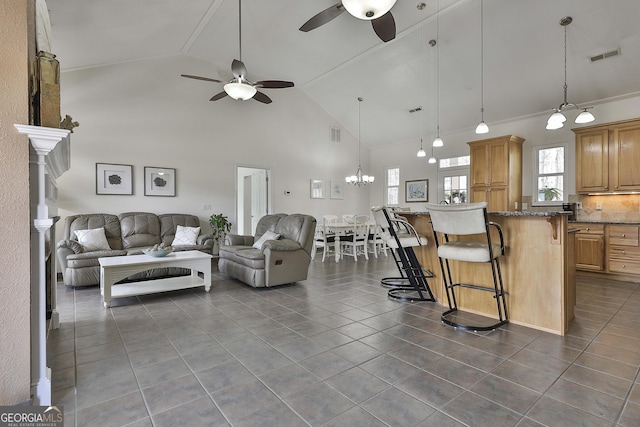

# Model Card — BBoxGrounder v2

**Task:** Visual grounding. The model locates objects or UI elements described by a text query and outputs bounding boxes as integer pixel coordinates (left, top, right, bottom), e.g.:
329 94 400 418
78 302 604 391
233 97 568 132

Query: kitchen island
403 211 575 335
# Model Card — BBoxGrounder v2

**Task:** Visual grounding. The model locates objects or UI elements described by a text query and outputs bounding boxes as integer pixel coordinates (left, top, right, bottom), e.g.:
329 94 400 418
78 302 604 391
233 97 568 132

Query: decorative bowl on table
143 245 173 257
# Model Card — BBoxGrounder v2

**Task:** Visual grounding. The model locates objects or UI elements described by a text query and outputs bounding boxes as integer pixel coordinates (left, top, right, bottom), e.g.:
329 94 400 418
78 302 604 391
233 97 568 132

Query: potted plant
539 187 562 201
209 213 232 253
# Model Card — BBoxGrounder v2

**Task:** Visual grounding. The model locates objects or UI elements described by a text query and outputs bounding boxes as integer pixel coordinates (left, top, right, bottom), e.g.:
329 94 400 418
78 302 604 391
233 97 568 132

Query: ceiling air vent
330 127 341 143
590 48 621 62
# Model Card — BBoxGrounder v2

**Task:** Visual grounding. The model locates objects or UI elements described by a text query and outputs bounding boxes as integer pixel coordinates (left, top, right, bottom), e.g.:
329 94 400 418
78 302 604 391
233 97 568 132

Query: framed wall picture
330 180 344 199
144 166 176 197
310 179 325 199
405 179 428 202
96 163 133 195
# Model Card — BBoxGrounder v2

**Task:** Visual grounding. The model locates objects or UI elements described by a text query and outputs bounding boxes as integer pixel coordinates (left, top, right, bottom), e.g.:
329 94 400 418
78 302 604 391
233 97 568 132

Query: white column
14 124 70 406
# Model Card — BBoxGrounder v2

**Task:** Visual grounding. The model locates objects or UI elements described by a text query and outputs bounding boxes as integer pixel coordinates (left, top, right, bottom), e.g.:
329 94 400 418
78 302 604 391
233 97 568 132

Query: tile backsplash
572 194 640 222
521 194 640 223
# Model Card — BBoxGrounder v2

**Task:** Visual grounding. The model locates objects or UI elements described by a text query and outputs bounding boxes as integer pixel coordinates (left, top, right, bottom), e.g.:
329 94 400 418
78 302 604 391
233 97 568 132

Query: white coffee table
99 250 213 308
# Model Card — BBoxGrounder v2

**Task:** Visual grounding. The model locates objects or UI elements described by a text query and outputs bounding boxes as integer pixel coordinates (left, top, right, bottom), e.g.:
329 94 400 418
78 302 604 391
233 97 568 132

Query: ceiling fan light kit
224 82 257 100
342 0 397 20
181 0 293 104
546 16 595 130
300 0 397 42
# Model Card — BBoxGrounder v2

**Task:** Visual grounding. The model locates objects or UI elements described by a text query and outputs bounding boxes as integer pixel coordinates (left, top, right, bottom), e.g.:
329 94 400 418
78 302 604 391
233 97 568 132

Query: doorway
236 166 271 235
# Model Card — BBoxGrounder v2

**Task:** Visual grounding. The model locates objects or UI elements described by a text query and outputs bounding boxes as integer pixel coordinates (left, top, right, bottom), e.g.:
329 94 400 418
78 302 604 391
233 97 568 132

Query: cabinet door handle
605 186 609 189
622 250 626 254
622 234 626 238
585 228 590 231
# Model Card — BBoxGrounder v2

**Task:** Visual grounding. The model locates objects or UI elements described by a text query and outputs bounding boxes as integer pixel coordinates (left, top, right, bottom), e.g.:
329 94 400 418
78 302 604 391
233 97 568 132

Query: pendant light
475 0 489 134
346 97 375 185
546 16 595 130
432 0 444 148
416 3 427 158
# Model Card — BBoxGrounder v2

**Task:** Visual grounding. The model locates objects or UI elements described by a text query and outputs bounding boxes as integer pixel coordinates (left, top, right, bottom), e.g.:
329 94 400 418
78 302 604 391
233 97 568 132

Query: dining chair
340 215 370 261
314 215 338 262
367 221 388 258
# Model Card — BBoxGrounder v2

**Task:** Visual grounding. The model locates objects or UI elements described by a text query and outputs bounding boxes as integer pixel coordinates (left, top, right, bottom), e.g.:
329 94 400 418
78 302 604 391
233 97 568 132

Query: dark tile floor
48 256 640 426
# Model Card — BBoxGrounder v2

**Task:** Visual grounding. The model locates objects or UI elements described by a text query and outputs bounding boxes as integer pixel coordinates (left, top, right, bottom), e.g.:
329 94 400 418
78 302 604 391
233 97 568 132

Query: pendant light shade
475 120 489 134
575 108 595 124
432 0 444 148
416 3 427 158
346 97 374 185
342 0 397 20
417 137 426 157
546 17 595 130
475 0 490 134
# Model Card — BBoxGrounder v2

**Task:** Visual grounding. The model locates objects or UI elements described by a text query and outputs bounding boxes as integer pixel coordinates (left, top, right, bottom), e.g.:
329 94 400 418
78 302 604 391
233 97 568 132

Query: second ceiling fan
181 0 294 104
300 0 397 42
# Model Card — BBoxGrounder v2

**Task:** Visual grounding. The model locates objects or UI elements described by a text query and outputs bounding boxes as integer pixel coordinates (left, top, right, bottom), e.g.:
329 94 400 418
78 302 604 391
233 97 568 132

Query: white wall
58 53 640 235
57 55 374 236
370 94 640 209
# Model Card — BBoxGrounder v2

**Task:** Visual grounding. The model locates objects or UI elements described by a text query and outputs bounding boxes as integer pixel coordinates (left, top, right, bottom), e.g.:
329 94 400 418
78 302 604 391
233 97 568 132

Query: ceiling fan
300 0 397 42
181 0 294 104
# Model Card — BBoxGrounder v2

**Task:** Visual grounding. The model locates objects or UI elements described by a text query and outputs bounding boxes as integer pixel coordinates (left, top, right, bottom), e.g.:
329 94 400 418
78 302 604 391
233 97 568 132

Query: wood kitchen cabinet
607 225 640 275
574 223 605 271
468 135 524 211
574 118 640 194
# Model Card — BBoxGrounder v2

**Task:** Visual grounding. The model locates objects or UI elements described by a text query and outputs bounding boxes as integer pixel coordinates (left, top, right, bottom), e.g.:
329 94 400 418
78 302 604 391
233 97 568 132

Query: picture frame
96 163 133 195
330 180 344 200
405 179 428 202
310 179 325 199
144 166 176 197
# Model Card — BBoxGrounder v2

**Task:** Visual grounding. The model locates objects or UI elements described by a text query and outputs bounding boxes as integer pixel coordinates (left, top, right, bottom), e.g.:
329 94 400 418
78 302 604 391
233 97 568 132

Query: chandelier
346 97 375 185
546 16 595 130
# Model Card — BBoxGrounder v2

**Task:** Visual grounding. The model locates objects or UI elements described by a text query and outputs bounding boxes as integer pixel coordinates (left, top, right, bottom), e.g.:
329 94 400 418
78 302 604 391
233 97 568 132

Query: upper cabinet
574 118 640 194
468 135 524 211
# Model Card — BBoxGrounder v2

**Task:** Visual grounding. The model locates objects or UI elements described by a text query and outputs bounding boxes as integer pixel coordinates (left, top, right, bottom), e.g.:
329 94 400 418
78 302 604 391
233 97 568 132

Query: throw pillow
172 225 201 246
252 230 281 250
74 227 111 252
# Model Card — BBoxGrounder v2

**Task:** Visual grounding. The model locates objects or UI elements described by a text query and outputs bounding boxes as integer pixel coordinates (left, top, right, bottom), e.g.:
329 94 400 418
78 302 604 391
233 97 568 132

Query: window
534 144 566 204
443 175 468 204
438 156 469 204
386 167 399 205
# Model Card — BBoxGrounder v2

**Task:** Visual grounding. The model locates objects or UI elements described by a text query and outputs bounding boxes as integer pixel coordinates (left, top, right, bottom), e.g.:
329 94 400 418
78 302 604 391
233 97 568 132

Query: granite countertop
569 220 640 225
405 211 571 217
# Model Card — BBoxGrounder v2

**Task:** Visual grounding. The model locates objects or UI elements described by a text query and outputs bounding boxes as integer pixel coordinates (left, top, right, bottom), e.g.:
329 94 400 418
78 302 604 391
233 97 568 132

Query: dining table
326 220 376 262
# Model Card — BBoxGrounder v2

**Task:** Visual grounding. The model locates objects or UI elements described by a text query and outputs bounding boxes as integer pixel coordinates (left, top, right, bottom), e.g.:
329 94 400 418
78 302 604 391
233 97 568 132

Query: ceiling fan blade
253 91 272 104
181 74 222 83
255 80 294 89
299 3 345 32
231 59 247 79
210 91 228 101
371 11 396 42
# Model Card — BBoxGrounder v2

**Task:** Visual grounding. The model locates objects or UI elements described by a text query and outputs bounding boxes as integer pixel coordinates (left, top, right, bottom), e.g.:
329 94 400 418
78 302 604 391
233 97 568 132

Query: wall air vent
409 106 423 113
590 48 621 62
330 127 341 143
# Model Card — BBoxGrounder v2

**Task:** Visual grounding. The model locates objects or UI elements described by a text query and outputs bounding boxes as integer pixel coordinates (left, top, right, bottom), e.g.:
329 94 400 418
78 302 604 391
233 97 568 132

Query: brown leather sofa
56 212 213 287
218 213 316 287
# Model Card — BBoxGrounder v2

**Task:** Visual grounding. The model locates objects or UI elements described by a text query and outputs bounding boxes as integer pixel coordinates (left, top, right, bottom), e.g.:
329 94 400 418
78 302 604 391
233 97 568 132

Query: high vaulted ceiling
47 0 640 147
